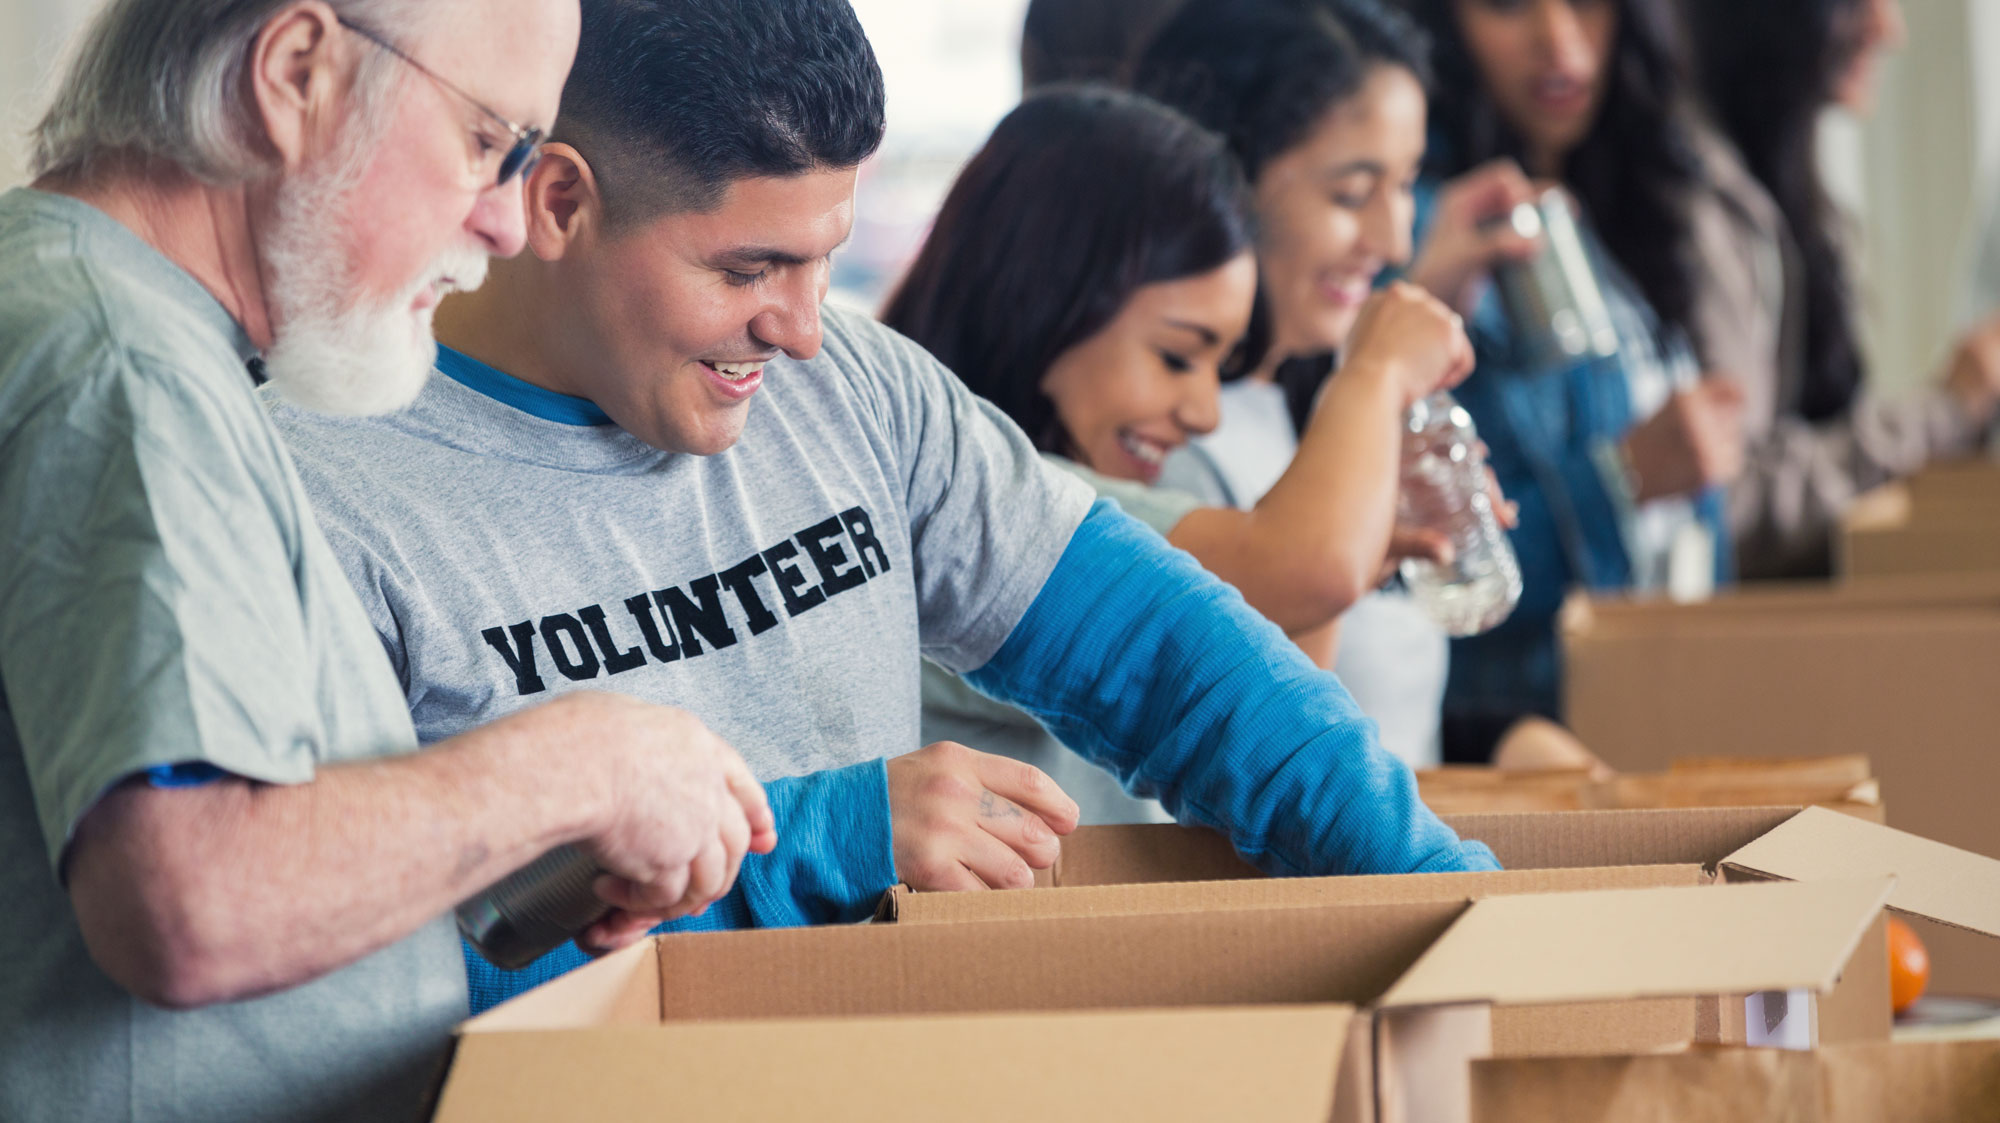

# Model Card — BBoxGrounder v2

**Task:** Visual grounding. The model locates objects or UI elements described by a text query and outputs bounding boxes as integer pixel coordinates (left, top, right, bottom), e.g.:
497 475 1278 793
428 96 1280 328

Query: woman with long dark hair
1130 0 1525 768
1398 0 1746 761
885 85 1477 821
1685 0 2000 578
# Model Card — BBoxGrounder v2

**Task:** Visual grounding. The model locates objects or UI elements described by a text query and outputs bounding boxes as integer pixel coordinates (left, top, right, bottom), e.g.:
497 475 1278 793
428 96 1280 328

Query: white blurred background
5 0 1999 394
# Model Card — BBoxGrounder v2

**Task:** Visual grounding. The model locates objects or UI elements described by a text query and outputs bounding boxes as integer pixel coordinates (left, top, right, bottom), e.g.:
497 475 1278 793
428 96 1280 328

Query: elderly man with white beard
0 1 777 1120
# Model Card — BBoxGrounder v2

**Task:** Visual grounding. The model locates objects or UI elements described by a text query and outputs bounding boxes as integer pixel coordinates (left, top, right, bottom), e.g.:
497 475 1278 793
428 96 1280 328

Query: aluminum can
456 845 611 970
1488 187 1621 371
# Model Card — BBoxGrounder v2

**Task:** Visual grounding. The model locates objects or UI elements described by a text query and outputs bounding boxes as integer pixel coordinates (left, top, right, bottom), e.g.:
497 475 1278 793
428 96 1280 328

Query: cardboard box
434 877 1893 1123
881 864 1714 1059
435 1005 1359 1123
1562 582 2000 995
1841 461 2000 579
1416 756 1883 820
1470 1039 2000 1123
935 806 2000 1041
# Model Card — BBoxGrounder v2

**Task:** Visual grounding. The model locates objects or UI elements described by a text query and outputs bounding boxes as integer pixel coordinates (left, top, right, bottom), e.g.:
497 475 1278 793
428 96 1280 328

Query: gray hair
30 0 424 183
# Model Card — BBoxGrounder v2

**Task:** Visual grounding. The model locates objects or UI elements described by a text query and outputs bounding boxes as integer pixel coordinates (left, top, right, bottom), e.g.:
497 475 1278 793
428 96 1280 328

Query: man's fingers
672 838 730 918
973 755 1080 835
958 824 1039 891
593 869 691 917
576 910 658 957
969 789 1063 871
722 758 778 854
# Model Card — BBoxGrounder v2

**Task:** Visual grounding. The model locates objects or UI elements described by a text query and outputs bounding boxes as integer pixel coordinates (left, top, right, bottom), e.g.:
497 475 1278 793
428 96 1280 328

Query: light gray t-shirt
0 188 461 1123
267 310 1094 783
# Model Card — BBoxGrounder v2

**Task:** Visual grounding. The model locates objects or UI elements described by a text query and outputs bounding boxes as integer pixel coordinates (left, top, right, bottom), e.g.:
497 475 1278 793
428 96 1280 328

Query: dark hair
1134 0 1432 431
881 87 1260 453
553 0 886 225
1407 0 1701 351
1685 0 1864 422
1020 0 1191 90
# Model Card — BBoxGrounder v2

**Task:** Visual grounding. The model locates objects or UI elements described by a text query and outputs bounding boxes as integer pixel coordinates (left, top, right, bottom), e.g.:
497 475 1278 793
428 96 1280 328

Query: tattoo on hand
978 790 1022 820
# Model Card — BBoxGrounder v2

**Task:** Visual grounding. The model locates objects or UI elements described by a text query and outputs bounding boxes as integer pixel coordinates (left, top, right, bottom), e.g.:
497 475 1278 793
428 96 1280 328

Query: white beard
257 144 490 417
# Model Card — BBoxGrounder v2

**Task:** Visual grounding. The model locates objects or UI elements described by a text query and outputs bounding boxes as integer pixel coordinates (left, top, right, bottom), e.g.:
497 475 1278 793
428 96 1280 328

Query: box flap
1379 877 1894 1010
1722 805 2000 940
459 936 659 1033
888 865 1709 926
653 900 1469 1021
1442 806 1804 870
435 1006 1352 1123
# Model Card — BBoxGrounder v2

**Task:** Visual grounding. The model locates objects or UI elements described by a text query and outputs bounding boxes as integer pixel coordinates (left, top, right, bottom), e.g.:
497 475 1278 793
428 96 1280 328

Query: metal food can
1486 187 1621 371
455 845 612 970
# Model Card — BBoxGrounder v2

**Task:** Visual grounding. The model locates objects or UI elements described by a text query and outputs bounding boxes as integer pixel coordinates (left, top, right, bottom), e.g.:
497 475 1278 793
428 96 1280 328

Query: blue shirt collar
435 344 612 426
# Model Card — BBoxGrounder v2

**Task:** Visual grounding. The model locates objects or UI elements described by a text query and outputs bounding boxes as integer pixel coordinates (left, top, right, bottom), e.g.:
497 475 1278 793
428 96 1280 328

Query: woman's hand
1405 159 1544 316
1945 313 2000 429
1340 281 1477 410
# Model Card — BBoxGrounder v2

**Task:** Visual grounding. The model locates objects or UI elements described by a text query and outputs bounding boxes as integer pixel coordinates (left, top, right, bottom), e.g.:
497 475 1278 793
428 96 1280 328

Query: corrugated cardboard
1470 1039 2000 1123
437 1006 1355 1123
1563 582 2000 995
1378 878 1890 1008
437 879 1890 1123
1417 757 1883 820
882 864 1713 1059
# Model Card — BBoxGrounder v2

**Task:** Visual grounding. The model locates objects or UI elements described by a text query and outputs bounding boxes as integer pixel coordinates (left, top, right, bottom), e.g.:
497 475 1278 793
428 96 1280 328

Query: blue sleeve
968 500 1499 876
734 760 897 926
464 760 896 1015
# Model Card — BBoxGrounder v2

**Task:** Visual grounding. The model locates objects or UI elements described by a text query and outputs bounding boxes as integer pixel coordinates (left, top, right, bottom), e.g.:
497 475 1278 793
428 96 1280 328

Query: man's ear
524 143 604 261
249 0 351 172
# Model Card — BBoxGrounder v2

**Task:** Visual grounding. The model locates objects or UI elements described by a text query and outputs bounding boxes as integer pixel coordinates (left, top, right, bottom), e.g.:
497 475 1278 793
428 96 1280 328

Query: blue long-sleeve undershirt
968 499 1498 877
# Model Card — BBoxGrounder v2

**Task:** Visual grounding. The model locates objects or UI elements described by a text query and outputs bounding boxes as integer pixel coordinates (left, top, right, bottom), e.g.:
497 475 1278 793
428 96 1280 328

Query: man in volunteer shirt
270 0 1501 1009
0 1 774 1119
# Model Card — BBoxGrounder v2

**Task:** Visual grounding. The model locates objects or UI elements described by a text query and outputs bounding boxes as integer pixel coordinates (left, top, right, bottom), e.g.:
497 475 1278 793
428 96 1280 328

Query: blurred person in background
0 0 775 1120
1685 0 2000 579
1399 0 1744 762
1132 0 1515 769
886 86 1478 821
1020 0 1189 89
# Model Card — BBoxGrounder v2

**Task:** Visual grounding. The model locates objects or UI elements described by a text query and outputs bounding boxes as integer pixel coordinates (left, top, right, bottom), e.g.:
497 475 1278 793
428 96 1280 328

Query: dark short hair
881 87 1260 454
1134 0 1432 182
554 0 887 225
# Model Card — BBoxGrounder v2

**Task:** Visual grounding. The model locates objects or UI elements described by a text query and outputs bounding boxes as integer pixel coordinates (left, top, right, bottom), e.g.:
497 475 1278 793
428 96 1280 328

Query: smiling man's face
558 167 857 455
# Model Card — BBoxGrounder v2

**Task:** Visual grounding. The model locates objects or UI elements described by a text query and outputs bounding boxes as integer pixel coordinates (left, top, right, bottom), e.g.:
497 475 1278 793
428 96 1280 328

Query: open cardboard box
1562 580 2000 995
890 807 2000 1045
433 877 1893 1123
1470 1038 2000 1123
882 863 1713 1059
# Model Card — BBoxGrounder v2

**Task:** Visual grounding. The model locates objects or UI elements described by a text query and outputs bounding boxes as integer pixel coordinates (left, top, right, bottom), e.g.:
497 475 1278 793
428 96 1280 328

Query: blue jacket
465 498 1500 1013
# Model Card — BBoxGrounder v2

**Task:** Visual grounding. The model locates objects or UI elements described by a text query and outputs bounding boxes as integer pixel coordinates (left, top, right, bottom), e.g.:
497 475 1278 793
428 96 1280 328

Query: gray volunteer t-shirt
0 188 462 1123
267 308 1094 783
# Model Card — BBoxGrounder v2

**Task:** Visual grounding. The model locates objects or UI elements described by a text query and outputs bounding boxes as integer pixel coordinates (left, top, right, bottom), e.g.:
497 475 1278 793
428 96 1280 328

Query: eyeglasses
336 16 545 187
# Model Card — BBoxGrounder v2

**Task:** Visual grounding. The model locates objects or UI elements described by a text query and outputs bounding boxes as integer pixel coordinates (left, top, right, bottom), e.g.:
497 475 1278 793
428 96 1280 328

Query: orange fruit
1888 916 1931 1014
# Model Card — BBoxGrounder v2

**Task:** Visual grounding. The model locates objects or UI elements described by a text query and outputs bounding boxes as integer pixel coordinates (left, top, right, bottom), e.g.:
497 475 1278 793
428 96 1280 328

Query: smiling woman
885 82 1478 821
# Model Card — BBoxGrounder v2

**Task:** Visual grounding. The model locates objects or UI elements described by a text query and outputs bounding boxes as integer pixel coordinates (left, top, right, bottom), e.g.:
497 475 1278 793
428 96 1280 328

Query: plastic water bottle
1397 390 1523 637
